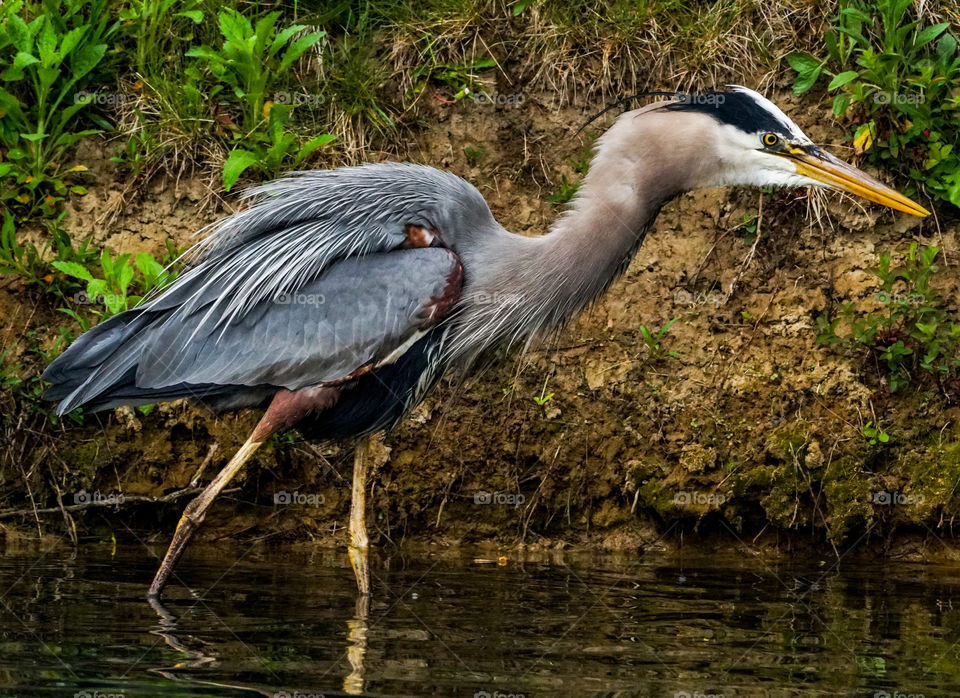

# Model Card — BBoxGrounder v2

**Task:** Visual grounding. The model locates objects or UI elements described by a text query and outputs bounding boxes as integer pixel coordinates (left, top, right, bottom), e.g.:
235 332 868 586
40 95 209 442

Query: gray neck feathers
445 107 709 364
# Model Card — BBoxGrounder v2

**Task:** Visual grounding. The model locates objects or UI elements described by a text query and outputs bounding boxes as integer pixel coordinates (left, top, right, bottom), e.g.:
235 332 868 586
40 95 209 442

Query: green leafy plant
739 212 759 244
787 0 960 206
222 104 335 191
186 8 333 189
0 0 116 216
186 9 325 136
110 126 154 180
512 0 536 16
464 145 484 167
816 243 960 394
52 242 179 319
861 421 890 445
0 209 96 293
639 318 680 362
549 175 579 205
532 392 553 406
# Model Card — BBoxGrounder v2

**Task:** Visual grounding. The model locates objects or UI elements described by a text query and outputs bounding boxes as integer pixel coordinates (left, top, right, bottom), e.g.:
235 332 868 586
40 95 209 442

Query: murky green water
0 541 958 696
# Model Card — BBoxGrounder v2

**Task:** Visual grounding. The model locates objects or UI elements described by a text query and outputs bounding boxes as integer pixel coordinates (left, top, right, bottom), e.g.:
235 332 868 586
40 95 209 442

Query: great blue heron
43 86 928 599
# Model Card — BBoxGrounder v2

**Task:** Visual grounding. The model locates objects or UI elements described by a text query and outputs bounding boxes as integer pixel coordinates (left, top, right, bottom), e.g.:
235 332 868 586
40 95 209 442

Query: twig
725 192 764 301
0 486 238 520
189 443 219 488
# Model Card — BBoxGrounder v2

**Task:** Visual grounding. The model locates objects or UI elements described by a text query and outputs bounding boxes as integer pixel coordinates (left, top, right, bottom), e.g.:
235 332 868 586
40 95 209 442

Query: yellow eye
762 133 780 147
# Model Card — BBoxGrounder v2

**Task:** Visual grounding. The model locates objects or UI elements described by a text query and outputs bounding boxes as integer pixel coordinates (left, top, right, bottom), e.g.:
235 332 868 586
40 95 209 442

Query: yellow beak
780 146 930 217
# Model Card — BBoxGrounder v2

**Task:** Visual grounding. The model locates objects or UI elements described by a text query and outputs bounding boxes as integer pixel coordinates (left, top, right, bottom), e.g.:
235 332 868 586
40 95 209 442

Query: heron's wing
161 163 488 331
135 247 461 390
44 163 491 415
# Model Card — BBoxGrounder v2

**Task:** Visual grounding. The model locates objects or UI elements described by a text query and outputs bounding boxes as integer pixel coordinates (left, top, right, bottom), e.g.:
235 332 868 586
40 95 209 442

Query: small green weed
532 392 553 406
639 318 680 362
0 209 96 294
464 145 484 167
861 421 890 445
118 0 203 75
816 243 960 394
739 212 759 245
1 324 79 421
549 141 593 205
549 175 579 205
410 56 496 100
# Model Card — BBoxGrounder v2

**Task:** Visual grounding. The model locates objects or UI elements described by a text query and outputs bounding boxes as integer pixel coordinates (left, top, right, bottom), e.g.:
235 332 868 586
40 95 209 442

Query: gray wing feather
45 163 489 413
136 248 458 390
154 163 485 335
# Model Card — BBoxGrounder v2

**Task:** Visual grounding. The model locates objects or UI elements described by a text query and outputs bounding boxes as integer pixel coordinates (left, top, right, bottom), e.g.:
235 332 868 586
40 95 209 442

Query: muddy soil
2 83 959 564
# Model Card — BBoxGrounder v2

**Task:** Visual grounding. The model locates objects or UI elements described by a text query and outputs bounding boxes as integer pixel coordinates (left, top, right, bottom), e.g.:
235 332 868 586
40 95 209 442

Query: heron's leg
347 435 371 595
148 434 264 598
148 386 341 599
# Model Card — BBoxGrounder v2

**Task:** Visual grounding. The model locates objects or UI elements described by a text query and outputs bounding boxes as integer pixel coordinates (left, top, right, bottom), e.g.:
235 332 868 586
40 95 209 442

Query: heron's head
638 86 929 217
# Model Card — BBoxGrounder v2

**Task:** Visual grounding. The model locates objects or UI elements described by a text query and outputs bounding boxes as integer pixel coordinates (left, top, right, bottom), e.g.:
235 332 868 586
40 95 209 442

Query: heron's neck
523 124 694 327
450 117 698 360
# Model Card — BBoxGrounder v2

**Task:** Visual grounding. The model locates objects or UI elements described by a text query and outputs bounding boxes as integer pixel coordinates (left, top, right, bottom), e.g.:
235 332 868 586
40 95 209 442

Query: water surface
1 541 958 696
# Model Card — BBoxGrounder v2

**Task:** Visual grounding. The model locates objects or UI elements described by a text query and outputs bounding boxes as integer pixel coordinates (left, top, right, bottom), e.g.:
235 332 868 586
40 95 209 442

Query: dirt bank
2 80 959 565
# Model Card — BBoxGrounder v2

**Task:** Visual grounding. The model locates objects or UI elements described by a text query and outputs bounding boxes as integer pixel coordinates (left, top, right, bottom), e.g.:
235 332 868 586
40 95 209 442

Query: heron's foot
148 436 265 599
149 503 205 598
348 542 370 595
